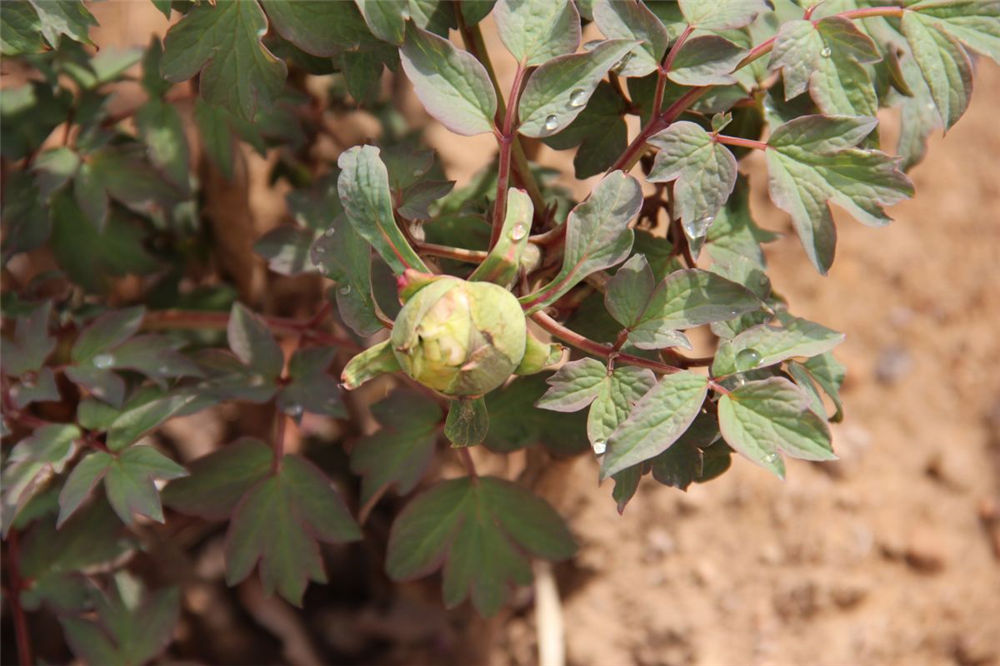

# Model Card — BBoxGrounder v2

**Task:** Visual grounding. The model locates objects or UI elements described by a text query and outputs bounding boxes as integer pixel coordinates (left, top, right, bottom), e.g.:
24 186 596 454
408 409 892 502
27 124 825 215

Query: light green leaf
161 0 287 121
340 340 401 390
910 0 1000 63
399 22 498 135
718 377 835 478
593 0 669 77
355 0 406 44
536 358 608 412
587 365 657 449
386 476 576 616
1 2 47 55
495 0 580 66
601 371 708 478
517 39 635 138
668 35 746 87
521 171 642 312
2 423 79 535
337 145 430 273
163 438 273 521
225 454 361 606
678 0 770 31
712 315 845 377
103 446 188 524
788 351 846 422
604 254 656 330
648 121 738 241
765 114 913 273
901 10 972 129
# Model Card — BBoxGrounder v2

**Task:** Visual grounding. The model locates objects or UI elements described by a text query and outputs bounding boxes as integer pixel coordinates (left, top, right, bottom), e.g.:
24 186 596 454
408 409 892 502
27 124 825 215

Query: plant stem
141 310 361 351
458 447 479 479
661 25 694 77
6 529 33 666
491 62 530 249
714 134 769 151
415 241 489 263
608 87 708 173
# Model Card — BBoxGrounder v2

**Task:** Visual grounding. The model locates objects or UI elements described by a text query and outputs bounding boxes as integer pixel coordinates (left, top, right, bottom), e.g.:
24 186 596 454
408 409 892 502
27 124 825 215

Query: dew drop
569 89 587 107
735 348 762 371
543 114 559 131
286 403 304 419
509 223 528 241
820 47 832 58
592 439 607 455
764 452 780 465
92 353 115 369
157 365 170 375
248 373 266 387
339 284 352 295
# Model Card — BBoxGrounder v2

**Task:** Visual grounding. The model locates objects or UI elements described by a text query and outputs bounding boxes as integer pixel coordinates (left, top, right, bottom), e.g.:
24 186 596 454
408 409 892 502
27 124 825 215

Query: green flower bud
391 276 526 397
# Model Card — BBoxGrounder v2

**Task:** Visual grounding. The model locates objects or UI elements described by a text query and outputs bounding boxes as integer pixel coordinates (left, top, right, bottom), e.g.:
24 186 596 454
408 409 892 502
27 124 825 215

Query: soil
38 6 1000 666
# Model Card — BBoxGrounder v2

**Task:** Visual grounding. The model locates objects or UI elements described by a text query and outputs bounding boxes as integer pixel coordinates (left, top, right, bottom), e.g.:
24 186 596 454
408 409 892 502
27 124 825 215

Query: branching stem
491 62 530 248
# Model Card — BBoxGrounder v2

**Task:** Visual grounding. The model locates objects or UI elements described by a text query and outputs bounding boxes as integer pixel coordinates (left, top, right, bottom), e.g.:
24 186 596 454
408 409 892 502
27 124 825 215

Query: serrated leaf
1 301 55 376
712 315 844 376
106 393 198 451
522 171 642 312
351 391 442 505
225 454 361 606
161 0 287 121
2 423 80 535
718 376 835 478
536 358 608 412
28 0 96 47
648 121 738 241
278 346 346 420
902 11 972 129
517 39 635 137
601 371 708 478
260 0 370 56
627 269 760 349
910 0 1000 63
399 22 497 135
162 438 273 521
668 35 746 87
765 114 913 273
495 0 580 66
103 446 188 524
678 0 770 31
337 145 430 274
593 0 669 78
386 476 576 616
770 17 880 117
587 365 657 449
227 303 284 378
485 375 590 455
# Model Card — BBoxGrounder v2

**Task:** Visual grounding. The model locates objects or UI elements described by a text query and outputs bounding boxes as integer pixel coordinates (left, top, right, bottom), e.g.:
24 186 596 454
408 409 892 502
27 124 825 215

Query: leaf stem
415 241 489 263
458 447 479 479
141 310 361 351
714 134 769 151
491 62 530 249
661 25 694 77
608 87 708 173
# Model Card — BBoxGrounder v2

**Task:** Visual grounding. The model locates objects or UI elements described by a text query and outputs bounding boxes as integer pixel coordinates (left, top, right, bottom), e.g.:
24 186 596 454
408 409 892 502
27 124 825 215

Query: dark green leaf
485 375 590 455
650 412 720 490
225 454 362 606
1 301 55 376
28 0 96 47
521 171 642 312
494 0 581 66
2 170 50 261
227 303 284 378
260 0 370 56
9 367 60 409
57 451 113 526
445 397 490 447
135 99 191 194
605 254 656 329
278 346 346 420
255 226 317 276
601 371 708 478
705 176 778 269
678 0 769 31
668 35 746 87
64 365 126 408
71 306 145 363
540 81 628 178
103 446 188 524
356 0 406 44
1 1 46 55
386 476 576 616
106 393 198 452
161 0 287 121
2 423 79 535
163 438 273 520
399 22 497 135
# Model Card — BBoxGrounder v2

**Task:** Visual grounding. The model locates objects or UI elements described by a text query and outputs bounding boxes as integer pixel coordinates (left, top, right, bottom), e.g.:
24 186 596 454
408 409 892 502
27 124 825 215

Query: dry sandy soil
45 5 1000 666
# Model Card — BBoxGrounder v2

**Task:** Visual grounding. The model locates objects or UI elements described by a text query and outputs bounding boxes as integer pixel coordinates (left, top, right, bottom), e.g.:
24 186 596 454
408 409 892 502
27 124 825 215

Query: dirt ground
58 6 1000 666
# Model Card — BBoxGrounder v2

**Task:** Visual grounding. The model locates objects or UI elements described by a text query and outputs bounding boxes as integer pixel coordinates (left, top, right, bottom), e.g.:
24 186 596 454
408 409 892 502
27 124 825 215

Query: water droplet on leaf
764 452 780 465
544 114 559 131
323 228 335 237
92 353 115 369
569 89 587 107
20 372 36 388
339 284 352 295
509 223 528 241
592 439 607 455
286 403 304 419
735 348 762 371
820 47 832 58
248 373 266 387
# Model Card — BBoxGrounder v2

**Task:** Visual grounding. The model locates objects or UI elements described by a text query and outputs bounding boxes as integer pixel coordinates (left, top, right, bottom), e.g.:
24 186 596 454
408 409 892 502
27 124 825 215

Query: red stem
491 62 530 249
837 6 904 21
608 87 708 173
661 25 694 77
714 134 769 151
458 447 479 480
7 529 33 666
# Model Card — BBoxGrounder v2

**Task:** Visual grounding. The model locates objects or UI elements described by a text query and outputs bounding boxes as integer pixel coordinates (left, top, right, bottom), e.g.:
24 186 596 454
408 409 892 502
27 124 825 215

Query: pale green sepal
340 339 400 390
445 397 489 447
515 332 564 376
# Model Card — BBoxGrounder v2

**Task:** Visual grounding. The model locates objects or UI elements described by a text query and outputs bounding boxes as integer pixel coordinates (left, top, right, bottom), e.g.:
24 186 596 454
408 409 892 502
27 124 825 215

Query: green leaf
106 393 198 452
28 0 96 47
278 346 346 420
605 254 656 330
2 423 79 535
386 476 576 616
765 114 913 273
485 375 590 455
225 454 361 606
678 0 770 31
627 269 760 349
399 22 497 135
788 351 846 422
1 1 46 56
135 99 191 194
540 81 628 178
495 0 580 66
162 438 273 521
254 226 316 276
601 371 708 478
468 188 533 287
1 301 55 376
103 446 188 524
712 315 844 377
355 0 406 44
227 303 284 378
1 82 72 161
536 358 608 412
193 99 236 179
650 412 720 491
648 121 738 241
9 367 60 409
704 176 778 269
611 466 642 513
718 377 835 478
668 35 746 87
161 0 287 121
337 145 430 273
60 579 180 666
445 397 490 447
260 0 370 56
1 170 50 261
592 0 669 77
769 17 880 117
517 39 635 137
910 0 1000 64
71 306 145 363
64 366 126 408
521 171 642 312
341 49 387 105
902 10 972 129
350 390 442 505
57 452 108 526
